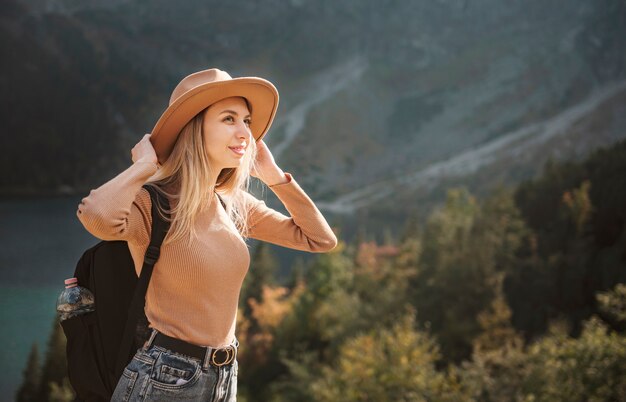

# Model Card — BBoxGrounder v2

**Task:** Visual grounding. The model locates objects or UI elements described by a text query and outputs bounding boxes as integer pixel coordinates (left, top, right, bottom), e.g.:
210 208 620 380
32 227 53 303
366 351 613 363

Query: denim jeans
111 332 238 401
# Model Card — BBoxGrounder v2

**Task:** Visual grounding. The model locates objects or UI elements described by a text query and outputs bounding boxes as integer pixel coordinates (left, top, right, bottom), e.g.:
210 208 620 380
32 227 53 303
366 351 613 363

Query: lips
229 146 246 156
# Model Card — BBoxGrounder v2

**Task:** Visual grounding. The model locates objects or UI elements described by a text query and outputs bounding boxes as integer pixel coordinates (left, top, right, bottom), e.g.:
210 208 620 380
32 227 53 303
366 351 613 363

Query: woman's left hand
251 140 288 186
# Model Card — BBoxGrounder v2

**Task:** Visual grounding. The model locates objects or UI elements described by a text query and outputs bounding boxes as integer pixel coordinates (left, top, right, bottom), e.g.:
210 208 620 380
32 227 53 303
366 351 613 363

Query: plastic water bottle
56 277 95 322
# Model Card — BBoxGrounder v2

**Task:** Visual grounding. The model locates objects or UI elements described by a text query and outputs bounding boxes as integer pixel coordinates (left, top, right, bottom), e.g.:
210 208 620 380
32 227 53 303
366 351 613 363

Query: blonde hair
144 98 258 247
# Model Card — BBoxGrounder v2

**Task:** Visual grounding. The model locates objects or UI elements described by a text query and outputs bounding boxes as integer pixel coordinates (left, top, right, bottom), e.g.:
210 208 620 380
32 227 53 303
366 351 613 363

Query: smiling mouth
229 146 245 156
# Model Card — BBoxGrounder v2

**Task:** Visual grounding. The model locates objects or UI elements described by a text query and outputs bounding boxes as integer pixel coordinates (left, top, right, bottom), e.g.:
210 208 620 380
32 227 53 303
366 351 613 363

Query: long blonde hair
144 98 258 246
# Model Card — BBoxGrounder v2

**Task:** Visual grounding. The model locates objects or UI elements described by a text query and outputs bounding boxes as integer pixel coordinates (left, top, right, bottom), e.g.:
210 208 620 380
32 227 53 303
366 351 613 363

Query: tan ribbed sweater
77 161 337 348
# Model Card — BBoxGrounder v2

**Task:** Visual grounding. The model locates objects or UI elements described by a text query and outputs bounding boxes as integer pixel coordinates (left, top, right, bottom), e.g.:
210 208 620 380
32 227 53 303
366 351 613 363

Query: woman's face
203 96 253 169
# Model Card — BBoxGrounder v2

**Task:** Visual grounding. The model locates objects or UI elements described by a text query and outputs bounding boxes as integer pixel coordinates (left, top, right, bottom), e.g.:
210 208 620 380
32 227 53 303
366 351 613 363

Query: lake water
0 195 96 400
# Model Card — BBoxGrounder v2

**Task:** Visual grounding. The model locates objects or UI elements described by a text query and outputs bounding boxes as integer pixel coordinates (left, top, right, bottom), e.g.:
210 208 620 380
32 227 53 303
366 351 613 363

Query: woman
76 68 337 401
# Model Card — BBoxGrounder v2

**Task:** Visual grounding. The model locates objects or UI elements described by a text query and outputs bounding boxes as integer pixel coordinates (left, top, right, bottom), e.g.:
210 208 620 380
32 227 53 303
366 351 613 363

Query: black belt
149 331 238 367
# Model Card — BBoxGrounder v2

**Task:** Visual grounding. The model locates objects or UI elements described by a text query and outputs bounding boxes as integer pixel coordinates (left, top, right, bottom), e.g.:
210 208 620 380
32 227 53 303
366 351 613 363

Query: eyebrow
219 110 251 119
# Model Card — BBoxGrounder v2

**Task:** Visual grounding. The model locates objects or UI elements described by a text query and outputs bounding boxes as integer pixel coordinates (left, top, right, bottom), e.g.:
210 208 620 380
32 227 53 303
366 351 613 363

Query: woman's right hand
131 133 159 165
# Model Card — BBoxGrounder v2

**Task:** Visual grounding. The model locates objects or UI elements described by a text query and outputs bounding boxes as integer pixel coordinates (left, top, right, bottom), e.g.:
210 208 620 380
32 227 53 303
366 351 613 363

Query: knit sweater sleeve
76 161 158 246
244 172 337 252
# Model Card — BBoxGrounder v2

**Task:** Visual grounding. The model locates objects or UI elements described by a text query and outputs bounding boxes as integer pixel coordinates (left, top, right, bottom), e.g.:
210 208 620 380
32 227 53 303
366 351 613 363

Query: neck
209 167 223 188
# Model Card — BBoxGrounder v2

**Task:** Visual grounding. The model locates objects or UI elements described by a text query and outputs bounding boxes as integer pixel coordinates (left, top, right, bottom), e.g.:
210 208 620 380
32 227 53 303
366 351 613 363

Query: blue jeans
111 332 238 401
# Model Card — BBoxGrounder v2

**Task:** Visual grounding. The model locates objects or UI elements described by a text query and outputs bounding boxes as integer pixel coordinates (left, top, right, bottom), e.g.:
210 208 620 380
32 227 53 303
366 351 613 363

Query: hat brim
150 77 279 164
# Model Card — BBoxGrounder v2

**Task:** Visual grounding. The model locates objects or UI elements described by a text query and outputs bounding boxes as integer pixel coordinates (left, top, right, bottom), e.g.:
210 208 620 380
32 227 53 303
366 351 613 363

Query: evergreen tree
510 140 626 340
395 208 422 279
36 318 69 402
48 377 75 402
472 273 524 353
241 242 278 317
562 180 593 236
286 256 307 291
16 343 41 402
410 188 491 363
400 208 421 244
350 224 369 267
277 241 354 355
410 187 529 363
597 283 626 331
382 226 395 246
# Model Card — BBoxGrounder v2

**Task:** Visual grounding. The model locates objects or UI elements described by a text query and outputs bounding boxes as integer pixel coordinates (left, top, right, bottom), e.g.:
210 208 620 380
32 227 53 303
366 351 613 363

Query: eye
223 115 234 123
244 118 252 127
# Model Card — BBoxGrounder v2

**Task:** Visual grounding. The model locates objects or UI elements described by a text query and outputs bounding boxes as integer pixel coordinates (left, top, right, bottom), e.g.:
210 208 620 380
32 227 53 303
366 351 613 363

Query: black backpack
60 185 171 402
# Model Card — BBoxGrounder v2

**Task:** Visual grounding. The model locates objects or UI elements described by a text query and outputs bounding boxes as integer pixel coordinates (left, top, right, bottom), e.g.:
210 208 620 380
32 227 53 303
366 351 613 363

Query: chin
224 161 243 169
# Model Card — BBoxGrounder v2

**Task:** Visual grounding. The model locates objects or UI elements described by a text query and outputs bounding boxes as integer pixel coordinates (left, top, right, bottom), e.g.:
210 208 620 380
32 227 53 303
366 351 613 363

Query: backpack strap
114 185 171 380
216 191 226 210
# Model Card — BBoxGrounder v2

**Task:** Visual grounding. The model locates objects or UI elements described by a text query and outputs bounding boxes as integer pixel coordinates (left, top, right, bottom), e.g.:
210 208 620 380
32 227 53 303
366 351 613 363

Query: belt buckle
211 346 235 367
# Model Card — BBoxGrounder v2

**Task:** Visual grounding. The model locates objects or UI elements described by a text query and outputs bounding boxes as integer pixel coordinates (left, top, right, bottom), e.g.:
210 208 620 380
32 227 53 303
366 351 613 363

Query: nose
235 122 251 140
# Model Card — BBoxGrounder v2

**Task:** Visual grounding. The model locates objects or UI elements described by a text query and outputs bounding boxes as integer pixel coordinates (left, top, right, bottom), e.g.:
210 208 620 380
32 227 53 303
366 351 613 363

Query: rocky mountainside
2 0 625 231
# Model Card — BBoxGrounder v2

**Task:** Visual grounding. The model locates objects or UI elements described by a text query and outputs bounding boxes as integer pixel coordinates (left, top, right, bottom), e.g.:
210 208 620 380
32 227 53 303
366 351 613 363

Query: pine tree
241 242 278 326
410 188 487 363
382 226 395 246
351 224 369 266
399 208 421 244
286 256 307 290
597 283 626 330
562 179 593 236
473 273 523 353
36 318 69 402
16 343 41 402
48 377 75 402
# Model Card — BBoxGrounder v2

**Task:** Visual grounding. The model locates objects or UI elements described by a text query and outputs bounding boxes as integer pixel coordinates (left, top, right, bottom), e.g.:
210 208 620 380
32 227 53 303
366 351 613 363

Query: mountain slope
1 0 624 231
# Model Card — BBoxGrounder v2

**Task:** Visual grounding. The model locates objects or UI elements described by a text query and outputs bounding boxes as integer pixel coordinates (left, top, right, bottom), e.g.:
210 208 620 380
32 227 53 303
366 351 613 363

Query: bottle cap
64 278 78 286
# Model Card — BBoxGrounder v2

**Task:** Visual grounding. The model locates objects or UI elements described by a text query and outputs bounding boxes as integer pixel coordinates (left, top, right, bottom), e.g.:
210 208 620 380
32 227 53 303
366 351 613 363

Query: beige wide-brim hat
150 68 279 164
